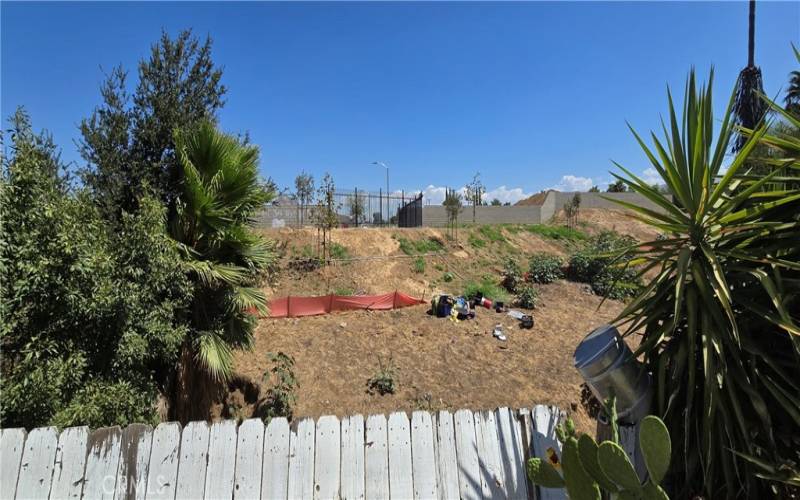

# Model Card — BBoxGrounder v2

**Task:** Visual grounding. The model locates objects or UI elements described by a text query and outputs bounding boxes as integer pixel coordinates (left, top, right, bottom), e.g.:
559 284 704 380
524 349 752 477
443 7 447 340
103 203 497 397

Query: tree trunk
171 342 219 423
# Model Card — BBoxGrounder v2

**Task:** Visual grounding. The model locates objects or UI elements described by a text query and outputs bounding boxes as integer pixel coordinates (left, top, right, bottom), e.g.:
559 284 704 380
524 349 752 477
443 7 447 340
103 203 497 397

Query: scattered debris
492 324 507 341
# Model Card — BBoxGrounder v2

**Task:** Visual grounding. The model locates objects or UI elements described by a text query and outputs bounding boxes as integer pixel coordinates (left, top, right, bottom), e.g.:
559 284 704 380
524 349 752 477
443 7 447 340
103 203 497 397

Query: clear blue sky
2 1 798 203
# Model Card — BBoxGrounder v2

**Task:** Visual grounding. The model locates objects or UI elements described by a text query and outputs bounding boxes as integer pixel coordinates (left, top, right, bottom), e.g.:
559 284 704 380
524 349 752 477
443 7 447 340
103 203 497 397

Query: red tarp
267 291 425 318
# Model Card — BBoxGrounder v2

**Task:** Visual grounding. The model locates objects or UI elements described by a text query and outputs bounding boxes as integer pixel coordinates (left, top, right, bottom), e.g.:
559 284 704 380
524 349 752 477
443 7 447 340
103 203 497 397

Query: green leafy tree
611 70 799 497
588 185 600 193
784 43 800 117
1 108 191 429
80 29 226 219
294 171 314 225
168 121 275 422
605 180 627 192
490 198 502 206
443 187 463 241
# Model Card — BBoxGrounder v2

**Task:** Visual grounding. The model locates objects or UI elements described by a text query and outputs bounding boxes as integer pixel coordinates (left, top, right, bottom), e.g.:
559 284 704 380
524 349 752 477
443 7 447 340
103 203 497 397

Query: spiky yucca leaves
609 70 800 498
169 121 275 420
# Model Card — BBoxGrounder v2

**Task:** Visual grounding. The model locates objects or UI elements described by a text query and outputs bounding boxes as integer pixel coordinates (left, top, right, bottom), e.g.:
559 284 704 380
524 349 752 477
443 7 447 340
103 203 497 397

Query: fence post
354 187 358 227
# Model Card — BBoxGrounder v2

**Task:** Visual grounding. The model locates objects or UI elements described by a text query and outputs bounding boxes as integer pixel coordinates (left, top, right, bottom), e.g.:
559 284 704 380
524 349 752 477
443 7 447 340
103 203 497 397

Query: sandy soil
233 280 622 434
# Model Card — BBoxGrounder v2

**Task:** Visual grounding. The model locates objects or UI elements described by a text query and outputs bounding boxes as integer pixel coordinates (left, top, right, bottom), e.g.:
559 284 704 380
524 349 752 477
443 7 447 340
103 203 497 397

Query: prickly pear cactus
526 457 565 488
577 434 618 493
560 437 602 500
597 441 642 492
639 415 671 484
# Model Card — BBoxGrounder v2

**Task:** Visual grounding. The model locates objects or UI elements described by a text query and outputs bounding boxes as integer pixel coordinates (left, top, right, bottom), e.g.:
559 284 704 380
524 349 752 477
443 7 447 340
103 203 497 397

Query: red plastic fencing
267 291 425 318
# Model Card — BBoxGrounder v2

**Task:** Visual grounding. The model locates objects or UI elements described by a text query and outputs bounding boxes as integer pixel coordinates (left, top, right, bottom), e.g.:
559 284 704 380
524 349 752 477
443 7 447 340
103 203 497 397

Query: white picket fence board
82 426 123 500
474 410 505 499
3 404 569 500
0 428 27 500
387 412 413 500
175 421 210 499
495 408 528 500
205 420 237 500
114 424 153 500
364 414 389 500
287 418 315 500
531 405 566 500
339 415 365 500
50 426 89 500
453 410 481 500
234 419 264 499
261 418 290 500
408 412 436 500
146 422 182 500
434 412 459 500
16 426 58 500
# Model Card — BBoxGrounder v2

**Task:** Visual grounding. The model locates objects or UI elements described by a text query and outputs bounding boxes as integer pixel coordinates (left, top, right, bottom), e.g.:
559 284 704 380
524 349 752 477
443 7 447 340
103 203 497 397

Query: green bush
527 253 565 284
396 236 444 255
0 110 191 428
329 242 349 259
442 272 454 282
502 258 523 293
412 257 426 274
463 277 510 302
515 284 539 309
260 352 298 420
568 231 640 299
524 224 588 242
367 356 398 396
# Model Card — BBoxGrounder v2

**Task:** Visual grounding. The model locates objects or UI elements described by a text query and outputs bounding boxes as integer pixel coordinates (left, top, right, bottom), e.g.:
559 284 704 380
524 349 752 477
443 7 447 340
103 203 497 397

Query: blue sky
2 1 798 204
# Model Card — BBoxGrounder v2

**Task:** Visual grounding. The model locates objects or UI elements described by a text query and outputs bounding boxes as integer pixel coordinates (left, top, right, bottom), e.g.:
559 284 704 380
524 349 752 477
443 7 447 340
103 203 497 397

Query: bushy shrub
329 242 349 259
367 356 398 396
515 284 539 309
463 277 510 302
412 257 426 274
396 236 444 255
442 271 454 282
502 258 523 293
0 110 191 428
260 352 298 420
527 253 564 284
568 231 640 299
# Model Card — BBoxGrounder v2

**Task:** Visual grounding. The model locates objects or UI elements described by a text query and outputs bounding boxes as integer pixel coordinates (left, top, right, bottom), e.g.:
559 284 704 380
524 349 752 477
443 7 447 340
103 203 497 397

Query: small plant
412 257 426 274
367 356 398 396
396 236 444 255
442 271 454 282
333 286 354 296
502 258 523 293
527 397 672 500
329 242 349 260
478 225 506 243
527 253 564 284
467 233 486 249
260 352 298 421
515 284 538 309
463 278 509 303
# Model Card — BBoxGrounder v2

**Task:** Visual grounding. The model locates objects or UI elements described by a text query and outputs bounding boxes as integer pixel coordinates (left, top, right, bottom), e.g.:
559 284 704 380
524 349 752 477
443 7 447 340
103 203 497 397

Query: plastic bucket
574 324 652 424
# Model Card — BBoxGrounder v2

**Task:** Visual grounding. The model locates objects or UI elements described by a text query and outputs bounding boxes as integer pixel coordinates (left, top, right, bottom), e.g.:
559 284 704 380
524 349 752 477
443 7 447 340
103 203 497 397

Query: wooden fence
0 405 568 500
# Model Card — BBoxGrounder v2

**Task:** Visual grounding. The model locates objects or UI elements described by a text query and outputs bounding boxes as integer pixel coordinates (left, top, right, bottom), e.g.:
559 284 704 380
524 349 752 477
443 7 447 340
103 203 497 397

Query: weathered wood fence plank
82 426 123 500
50 426 88 500
0 428 27 500
453 409 481 500
146 422 181 500
495 408 528 500
204 420 237 500
287 418 315 500
364 414 389 500
475 410 506 499
234 419 264 499
339 415 365 500
387 412 413 500
114 424 153 500
314 415 341 500
175 421 210 499
531 405 565 500
16 426 58 500
410 411 437 500
261 417 290 500
434 411 459 500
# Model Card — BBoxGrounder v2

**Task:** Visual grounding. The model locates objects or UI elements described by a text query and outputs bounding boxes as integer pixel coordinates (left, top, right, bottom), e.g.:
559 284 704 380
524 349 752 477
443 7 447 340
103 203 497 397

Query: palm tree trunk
171 342 219 423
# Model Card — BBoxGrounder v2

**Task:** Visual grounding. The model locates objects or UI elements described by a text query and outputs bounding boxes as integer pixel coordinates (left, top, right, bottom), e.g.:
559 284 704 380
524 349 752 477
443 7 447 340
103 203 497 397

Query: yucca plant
169 120 276 422
608 69 800 498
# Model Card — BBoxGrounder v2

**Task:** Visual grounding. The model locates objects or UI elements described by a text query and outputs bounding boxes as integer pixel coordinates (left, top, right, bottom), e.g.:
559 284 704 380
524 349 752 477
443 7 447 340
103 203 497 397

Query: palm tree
732 0 767 151
785 44 800 117
169 120 275 422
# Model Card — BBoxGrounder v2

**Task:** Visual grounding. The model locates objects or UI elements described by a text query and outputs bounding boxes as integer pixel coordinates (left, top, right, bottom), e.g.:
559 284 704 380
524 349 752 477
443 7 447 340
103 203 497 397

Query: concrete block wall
551 191 667 213
421 205 542 227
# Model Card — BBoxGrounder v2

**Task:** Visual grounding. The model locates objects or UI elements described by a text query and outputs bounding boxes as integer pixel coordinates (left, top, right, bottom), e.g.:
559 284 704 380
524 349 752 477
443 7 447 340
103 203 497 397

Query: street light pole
372 161 389 224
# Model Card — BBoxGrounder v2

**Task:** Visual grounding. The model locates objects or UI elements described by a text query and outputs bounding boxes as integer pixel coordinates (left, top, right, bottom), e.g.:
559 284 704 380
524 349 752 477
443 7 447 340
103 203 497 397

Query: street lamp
372 161 389 224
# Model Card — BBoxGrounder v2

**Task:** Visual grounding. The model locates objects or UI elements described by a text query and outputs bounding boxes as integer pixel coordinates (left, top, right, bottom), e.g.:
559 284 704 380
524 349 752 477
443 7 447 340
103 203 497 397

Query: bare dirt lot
228 209 649 434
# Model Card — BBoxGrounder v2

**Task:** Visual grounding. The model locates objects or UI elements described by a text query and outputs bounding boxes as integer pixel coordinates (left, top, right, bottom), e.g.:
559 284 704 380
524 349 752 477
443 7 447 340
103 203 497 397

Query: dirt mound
557 208 659 241
515 190 552 206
